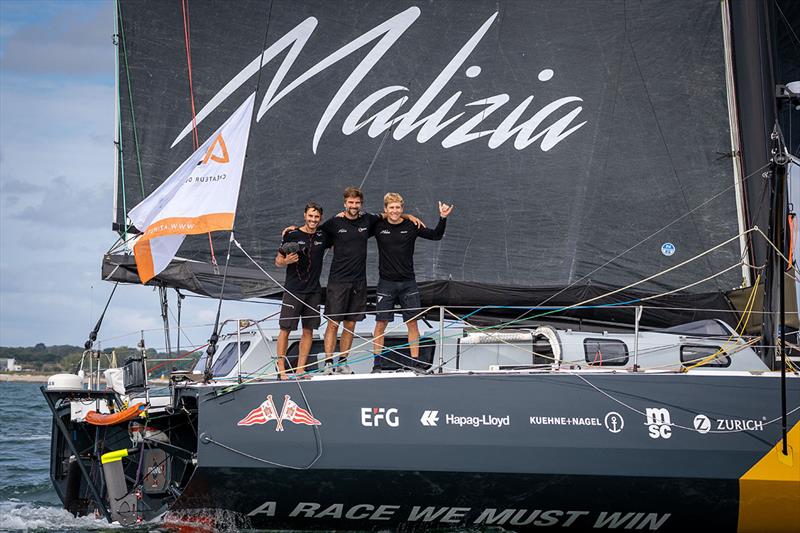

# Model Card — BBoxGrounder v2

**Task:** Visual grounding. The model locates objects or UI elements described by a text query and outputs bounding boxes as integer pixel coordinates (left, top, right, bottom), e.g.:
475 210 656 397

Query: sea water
0 382 121 532
0 381 488 533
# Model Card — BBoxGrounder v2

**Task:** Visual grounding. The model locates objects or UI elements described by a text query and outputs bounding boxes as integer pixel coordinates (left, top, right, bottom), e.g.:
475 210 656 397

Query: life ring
85 403 147 426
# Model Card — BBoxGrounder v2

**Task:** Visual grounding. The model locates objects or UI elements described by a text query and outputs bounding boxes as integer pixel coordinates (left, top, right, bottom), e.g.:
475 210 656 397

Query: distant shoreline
1 373 50 383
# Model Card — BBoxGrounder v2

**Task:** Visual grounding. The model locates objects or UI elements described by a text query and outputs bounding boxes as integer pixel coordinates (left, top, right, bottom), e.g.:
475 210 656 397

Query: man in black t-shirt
275 202 329 380
372 192 453 371
317 186 381 374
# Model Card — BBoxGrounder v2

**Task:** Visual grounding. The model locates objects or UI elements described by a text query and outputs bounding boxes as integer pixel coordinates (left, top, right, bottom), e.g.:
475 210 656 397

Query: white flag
129 93 255 283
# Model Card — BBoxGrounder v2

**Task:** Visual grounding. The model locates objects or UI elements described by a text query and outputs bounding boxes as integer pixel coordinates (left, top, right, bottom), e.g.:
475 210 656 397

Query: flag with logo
279 395 322 429
128 93 256 283
237 394 279 426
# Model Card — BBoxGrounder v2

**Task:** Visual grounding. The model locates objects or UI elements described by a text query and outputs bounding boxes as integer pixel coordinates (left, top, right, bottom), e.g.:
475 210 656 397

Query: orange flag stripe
134 238 156 283
133 212 234 283
141 212 234 240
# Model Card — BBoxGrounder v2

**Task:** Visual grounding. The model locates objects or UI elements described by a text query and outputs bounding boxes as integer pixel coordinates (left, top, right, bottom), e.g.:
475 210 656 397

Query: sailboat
42 1 800 531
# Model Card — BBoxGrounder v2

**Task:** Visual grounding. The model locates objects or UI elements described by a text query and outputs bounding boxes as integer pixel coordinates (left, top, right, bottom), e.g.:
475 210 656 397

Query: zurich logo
661 242 676 256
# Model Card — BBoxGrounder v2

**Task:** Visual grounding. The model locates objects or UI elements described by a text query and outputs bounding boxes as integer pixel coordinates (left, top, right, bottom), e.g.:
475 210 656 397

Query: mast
720 0 751 287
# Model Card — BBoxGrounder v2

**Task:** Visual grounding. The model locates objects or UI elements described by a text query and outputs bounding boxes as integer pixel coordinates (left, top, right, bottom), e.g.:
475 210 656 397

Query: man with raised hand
372 193 453 372
274 202 329 380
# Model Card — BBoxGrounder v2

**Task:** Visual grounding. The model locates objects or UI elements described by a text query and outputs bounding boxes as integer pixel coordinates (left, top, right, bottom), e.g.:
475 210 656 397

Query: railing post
633 306 643 371
237 319 243 384
438 306 445 373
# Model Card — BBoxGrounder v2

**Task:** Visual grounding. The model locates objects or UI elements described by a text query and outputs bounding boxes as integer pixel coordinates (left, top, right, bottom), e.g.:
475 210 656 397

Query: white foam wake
0 500 119 531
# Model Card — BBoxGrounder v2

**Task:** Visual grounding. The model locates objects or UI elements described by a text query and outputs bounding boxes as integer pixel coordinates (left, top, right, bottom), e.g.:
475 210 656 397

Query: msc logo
361 407 399 427
645 407 672 439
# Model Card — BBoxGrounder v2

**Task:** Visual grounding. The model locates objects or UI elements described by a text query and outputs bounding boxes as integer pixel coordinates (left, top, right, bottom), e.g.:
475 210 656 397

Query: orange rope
181 0 218 268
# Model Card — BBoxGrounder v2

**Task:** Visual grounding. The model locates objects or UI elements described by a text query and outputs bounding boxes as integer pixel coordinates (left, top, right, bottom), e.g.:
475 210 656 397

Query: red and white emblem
238 394 321 431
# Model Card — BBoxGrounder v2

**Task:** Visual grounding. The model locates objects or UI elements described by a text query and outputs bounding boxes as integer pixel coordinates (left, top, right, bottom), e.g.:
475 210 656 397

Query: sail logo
420 410 439 426
238 394 321 431
693 413 766 434
645 408 672 439
446 414 510 428
693 414 711 434
172 8 586 155
361 407 399 427
604 412 624 433
200 133 230 165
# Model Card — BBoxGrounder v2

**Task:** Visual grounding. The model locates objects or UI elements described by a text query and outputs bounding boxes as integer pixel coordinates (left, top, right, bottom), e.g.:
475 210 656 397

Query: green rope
116 0 146 200
114 0 127 241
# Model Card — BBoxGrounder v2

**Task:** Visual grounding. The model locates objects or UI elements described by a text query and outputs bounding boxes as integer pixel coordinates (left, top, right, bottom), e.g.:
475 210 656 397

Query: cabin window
210 341 251 376
583 339 629 366
680 345 731 368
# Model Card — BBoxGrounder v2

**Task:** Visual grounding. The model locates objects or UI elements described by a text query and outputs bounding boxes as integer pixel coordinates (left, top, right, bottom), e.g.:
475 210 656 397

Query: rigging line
231 238 432 375
201 428 323 470
623 2 720 292
535 162 770 311
773 0 800 51
207 0 275 379
180 0 218 268
113 2 127 241
569 370 800 433
180 0 199 149
444 240 756 337
115 0 145 200
358 121 393 190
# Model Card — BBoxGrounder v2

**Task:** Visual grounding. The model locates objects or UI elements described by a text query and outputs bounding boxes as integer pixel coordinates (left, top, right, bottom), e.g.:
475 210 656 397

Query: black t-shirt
319 213 381 282
280 228 329 293
374 217 447 281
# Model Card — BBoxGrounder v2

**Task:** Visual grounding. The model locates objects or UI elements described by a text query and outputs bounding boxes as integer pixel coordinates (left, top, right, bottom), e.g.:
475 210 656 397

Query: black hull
170 372 799 531
180 468 741 531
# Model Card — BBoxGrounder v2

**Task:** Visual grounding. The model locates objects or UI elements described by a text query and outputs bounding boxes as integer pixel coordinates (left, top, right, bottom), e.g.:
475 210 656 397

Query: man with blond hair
372 193 453 371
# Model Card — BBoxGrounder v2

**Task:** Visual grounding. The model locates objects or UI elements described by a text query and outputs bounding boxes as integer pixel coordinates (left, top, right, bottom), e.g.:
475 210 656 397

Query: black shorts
325 280 367 322
279 291 322 331
375 279 421 322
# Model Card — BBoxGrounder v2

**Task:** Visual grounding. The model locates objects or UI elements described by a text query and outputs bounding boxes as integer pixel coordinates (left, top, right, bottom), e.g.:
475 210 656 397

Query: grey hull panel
177 372 799 530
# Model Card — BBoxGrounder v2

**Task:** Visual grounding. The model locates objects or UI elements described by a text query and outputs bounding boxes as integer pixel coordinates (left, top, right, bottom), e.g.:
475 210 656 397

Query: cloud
0 1 113 79
0 178 43 194
9 176 112 229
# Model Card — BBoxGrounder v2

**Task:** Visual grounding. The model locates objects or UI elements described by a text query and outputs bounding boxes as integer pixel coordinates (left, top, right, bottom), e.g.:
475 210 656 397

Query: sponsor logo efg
361 407 399 427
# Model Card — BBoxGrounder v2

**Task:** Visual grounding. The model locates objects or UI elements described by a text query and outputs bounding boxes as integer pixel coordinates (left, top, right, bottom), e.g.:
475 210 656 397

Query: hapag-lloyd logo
172 7 586 154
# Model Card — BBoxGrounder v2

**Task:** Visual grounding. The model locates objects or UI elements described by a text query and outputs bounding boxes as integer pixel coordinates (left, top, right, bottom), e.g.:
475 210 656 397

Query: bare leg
339 320 356 362
276 329 290 380
297 328 314 374
408 320 420 359
324 320 339 366
373 321 388 366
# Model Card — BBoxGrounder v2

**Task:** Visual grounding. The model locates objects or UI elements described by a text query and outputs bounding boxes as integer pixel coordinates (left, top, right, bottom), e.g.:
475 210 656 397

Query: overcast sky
0 0 263 350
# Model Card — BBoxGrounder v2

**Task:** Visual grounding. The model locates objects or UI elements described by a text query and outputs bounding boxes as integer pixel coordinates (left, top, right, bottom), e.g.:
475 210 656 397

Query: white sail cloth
128 93 255 283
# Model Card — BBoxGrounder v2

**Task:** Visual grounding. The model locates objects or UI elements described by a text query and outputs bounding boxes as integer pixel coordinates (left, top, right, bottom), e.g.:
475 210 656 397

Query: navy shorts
279 291 322 331
375 279 421 322
325 280 367 322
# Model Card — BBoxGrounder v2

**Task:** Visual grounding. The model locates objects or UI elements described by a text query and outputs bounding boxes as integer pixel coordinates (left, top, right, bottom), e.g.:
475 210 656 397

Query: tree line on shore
0 344 198 377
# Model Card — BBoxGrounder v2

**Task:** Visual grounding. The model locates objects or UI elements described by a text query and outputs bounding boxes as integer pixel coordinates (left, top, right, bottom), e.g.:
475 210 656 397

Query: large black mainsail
110 0 771 325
